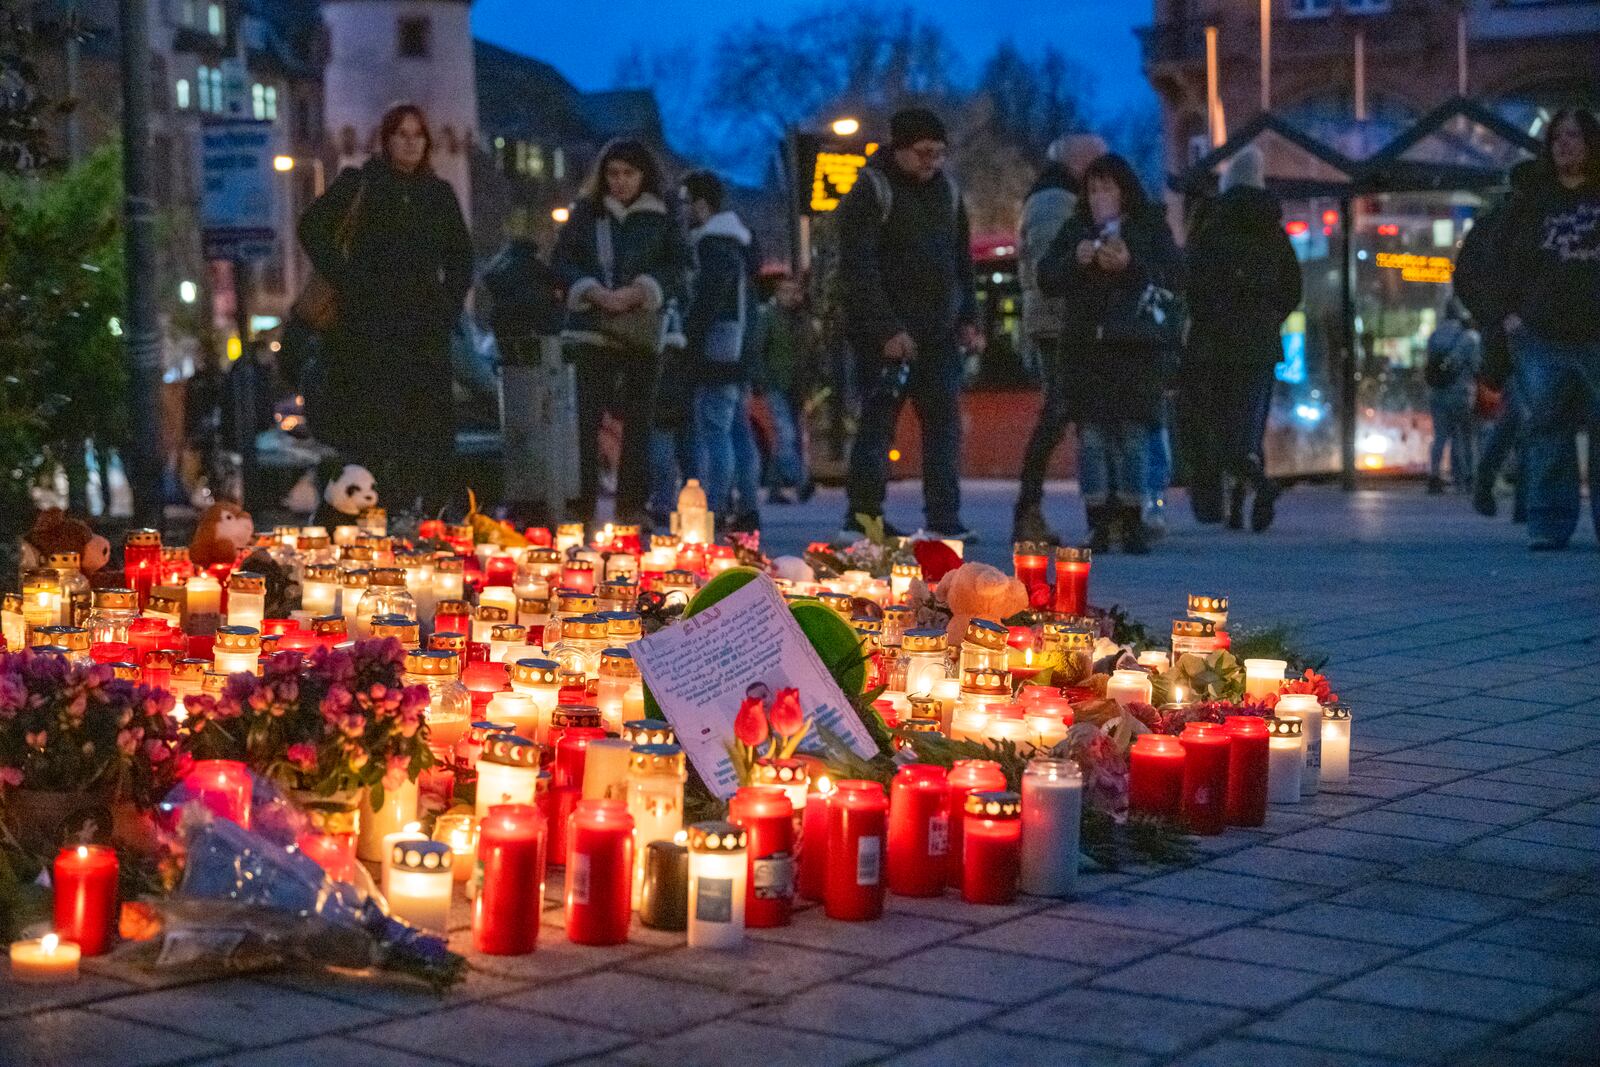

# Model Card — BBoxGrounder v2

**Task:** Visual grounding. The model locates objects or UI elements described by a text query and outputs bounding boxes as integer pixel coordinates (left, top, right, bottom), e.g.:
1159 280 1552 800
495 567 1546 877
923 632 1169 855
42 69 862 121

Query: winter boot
1085 505 1113 554
1120 505 1152 555
1191 482 1224 525
1012 502 1059 545
1250 481 1282 533
1226 481 1246 530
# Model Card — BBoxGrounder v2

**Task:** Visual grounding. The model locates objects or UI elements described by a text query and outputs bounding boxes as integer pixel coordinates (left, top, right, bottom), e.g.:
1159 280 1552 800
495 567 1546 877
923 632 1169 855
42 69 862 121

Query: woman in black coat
550 139 690 526
1038 154 1184 554
298 103 472 514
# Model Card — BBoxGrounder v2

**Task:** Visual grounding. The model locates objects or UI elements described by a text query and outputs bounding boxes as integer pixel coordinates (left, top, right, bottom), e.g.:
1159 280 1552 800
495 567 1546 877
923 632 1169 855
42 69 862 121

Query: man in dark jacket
1183 146 1302 532
838 107 984 540
681 170 762 531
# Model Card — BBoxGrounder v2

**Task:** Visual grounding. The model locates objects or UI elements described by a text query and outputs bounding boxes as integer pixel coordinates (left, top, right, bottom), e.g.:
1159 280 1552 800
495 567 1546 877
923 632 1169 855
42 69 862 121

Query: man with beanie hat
837 106 983 540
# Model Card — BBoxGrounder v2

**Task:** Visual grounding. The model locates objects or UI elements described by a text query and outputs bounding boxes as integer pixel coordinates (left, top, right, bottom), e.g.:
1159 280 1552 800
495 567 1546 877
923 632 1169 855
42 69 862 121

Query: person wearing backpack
837 107 984 541
1424 300 1483 494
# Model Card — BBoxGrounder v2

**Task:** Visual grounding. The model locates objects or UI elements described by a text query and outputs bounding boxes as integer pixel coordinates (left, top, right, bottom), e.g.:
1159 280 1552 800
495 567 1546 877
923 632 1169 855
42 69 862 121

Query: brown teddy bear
190 502 255 571
20 509 112 578
935 562 1028 644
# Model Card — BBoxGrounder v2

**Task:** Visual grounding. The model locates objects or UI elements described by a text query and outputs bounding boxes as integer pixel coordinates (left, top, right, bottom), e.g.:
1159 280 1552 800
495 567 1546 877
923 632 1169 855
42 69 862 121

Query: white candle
432 561 465 604
986 716 1030 745
479 586 517 619
385 840 453 932
9 933 80 983
301 569 338 616
1244 658 1288 702
184 572 221 636
359 777 420 862
581 738 634 801
333 525 359 548
379 820 426 896
1266 717 1304 803
476 735 545 818
628 744 687 898
1106 669 1154 708
687 821 746 949
509 658 561 742
485 692 537 739
949 706 993 743
1322 705 1352 783
1276 693 1322 796
1020 757 1082 898
1137 650 1170 672
932 677 962 732
1026 710 1070 749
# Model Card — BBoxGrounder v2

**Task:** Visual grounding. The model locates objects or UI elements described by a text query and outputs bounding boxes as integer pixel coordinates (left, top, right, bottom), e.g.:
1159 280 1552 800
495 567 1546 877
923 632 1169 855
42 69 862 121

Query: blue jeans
1147 398 1172 502
847 339 963 530
1429 394 1475 487
647 427 697 518
694 384 761 519
1512 328 1600 545
763 390 809 490
1079 421 1149 507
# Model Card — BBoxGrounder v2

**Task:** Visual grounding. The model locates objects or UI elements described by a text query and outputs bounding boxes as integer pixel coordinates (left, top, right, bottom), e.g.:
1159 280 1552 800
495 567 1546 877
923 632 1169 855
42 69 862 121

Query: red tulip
769 687 805 738
734 695 770 748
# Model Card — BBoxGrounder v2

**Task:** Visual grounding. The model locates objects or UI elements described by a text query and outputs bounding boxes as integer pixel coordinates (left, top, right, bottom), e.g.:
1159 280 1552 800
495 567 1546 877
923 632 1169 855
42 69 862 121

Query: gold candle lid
108 662 142 682
964 790 1021 818
650 533 680 551
229 571 266 594
476 604 510 623
908 693 943 717
143 648 178 670
511 657 559 685
491 622 527 643
656 570 696 590
298 532 330 551
818 591 853 616
628 742 686 778
556 591 599 613
304 562 340 583
428 631 467 655
48 551 82 569
342 544 375 564
32 626 89 651
622 719 676 746
202 669 230 692
371 616 420 643
162 545 191 564
390 840 453 873
851 614 882 636
891 561 920 579
1172 618 1217 638
517 596 550 617
688 820 746 852
369 566 406 588
313 614 348 637
93 588 138 611
214 625 261 651
551 704 603 730
434 556 464 575
174 657 209 681
753 757 808 786
960 666 1011 695
526 547 561 566
598 647 638 678
1188 593 1229 616
340 569 371 590
603 611 642 638
563 614 609 640
902 716 942 733
435 598 470 618
125 528 162 547
963 618 1008 651
480 734 545 768
405 648 459 676
563 559 594 574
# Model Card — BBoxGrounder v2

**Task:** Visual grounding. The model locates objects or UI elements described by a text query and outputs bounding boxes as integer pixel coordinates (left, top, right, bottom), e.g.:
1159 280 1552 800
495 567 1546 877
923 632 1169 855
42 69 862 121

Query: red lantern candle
435 604 471 639
90 641 134 665
887 763 949 897
474 802 546 955
797 777 833 902
127 618 170 663
1129 734 1185 819
1012 541 1050 599
141 648 175 691
565 798 634 946
560 560 597 595
525 526 553 548
729 785 795 928
1052 546 1091 616
675 542 705 575
945 758 1007 885
1180 723 1232 835
53 844 118 956
462 660 509 714
1224 715 1270 827
485 555 517 589
824 779 887 922
123 529 161 609
554 726 607 790
182 759 253 827
961 791 1022 905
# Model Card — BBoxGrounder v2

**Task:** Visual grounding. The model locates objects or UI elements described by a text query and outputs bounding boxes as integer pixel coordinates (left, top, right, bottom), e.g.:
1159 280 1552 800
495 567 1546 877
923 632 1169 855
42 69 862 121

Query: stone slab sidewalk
2 483 1597 1067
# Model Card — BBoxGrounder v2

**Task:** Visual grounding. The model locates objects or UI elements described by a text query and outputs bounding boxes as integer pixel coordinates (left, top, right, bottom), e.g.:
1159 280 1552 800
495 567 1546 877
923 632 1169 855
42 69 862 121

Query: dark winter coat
481 239 566 342
1475 169 1600 345
1038 203 1185 424
684 211 760 385
837 156 977 352
1184 185 1302 367
549 193 690 349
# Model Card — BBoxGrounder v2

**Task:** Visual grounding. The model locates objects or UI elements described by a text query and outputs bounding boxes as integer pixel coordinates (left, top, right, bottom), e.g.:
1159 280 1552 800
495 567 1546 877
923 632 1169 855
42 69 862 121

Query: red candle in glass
277 630 318 654
1129 734 1186 819
141 649 174 691
945 758 1007 885
1224 715 1270 827
729 785 795 928
183 759 253 827
123 530 161 609
824 779 888 922
560 561 597 595
961 791 1022 905
797 780 832 902
297 829 359 883
525 527 553 548
53 844 118 956
1180 723 1232 835
676 543 705 575
1052 546 1091 615
554 726 607 790
1012 542 1049 598
127 618 169 662
419 519 446 541
485 555 517 589
887 763 949 897
547 785 581 871
435 607 471 638
474 802 546 955
565 798 634 945
90 641 134 665
462 660 508 714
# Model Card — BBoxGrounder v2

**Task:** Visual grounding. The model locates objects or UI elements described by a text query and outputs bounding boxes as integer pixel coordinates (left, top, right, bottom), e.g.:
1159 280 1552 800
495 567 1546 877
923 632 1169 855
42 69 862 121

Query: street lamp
273 154 325 196
831 117 860 137
551 206 571 223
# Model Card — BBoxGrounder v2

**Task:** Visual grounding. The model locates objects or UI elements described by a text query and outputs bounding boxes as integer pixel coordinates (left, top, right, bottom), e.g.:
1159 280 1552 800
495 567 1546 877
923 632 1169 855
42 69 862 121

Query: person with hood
297 103 473 514
1038 153 1185 554
838 107 984 541
1476 109 1600 549
551 139 690 527
680 169 762 531
1183 145 1302 532
1013 133 1107 544
1423 299 1483 494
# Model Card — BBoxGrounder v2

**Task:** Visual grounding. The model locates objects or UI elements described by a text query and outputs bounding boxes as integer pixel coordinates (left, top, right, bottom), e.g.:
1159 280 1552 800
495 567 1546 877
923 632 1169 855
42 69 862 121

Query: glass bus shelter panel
1263 196 1346 479
1205 127 1355 192
1394 113 1539 173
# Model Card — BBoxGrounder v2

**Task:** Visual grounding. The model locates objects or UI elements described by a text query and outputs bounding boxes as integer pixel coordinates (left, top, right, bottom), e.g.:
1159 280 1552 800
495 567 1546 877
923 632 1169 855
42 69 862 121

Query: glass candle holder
962 791 1022 905
1223 716 1271 826
728 785 795 929
404 649 472 755
1012 541 1050 599
959 618 1009 675
212 626 261 676
580 737 635 802
594 648 641 732
1106 669 1154 708
226 571 266 631
1321 704 1352 784
551 614 609 678
183 571 222 637
371 615 421 648
688 820 747 948
1170 618 1218 659
473 803 545 956
1275 694 1323 797
627 743 687 897
509 657 562 741
944 759 1007 886
1188 594 1229 630
1052 546 1091 615
385 840 453 932
485 692 537 740
1179 722 1231 835
889 561 919 603
123 528 162 609
900 628 950 698
301 563 340 616
887 763 949 898
1243 658 1288 703
432 556 466 605
1020 757 1082 898
565 798 635 946
433 812 479 884
622 719 677 749
21 570 63 639
475 734 547 818
1129 734 1186 819
1264 716 1304 803
604 610 642 648
340 569 371 635
85 588 139 645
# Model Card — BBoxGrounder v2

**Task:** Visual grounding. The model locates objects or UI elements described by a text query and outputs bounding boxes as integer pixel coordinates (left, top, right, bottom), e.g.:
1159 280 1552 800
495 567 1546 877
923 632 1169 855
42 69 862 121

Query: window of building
176 0 198 27
398 16 431 58
175 78 191 109
197 65 213 111
206 2 224 36
552 147 566 181
525 143 545 178
252 83 277 121
1287 0 1333 16
1343 0 1389 12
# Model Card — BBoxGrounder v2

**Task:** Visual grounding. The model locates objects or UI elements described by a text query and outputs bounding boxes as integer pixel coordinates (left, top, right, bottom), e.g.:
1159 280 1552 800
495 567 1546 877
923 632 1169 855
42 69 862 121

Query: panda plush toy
310 459 380 529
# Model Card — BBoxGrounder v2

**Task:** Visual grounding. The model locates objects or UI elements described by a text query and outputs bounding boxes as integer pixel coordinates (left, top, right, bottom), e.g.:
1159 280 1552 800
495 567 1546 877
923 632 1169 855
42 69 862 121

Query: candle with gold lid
622 719 676 748
1265 716 1304 803
959 618 1009 674
595 647 641 732
1171 618 1217 658
628 743 687 897
212 625 261 676
754 756 810 812
509 657 562 741
1321 704 1352 783
431 554 465 604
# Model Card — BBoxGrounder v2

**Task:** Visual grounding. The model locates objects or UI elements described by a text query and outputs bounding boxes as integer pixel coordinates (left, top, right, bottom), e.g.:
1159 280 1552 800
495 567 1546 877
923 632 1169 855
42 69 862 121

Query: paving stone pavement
3 482 1598 1067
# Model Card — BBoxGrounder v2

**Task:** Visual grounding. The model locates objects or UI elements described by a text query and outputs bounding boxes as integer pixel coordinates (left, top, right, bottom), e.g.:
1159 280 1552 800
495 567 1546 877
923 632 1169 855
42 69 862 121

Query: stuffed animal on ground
20 509 112 577
311 459 379 529
935 562 1028 644
190 502 255 570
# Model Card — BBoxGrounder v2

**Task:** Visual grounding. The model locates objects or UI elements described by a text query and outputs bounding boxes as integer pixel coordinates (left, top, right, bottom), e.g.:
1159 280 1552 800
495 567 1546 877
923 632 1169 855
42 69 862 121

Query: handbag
593 215 664 355
292 177 367 332
1098 281 1187 351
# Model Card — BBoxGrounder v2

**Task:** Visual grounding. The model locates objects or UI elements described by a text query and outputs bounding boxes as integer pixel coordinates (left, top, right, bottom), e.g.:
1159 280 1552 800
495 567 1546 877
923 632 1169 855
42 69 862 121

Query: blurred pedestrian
751 274 818 504
551 138 690 527
1038 154 1184 554
838 107 984 541
297 102 472 514
1424 299 1482 494
1013 133 1106 544
1182 145 1302 532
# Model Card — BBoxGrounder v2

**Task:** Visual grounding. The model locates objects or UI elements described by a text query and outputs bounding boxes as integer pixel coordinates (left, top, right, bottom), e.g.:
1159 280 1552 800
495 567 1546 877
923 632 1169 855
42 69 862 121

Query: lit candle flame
1174 684 1185 704
41 933 59 954
76 845 89 859
673 830 688 845
403 821 422 834
816 774 833 795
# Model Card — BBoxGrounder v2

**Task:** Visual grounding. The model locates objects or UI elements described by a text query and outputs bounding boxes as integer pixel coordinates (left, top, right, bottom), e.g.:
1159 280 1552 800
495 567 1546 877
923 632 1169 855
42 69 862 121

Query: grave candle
53 844 117 956
1137 650 1171 672
9 933 80 983
1026 699 1073 749
301 563 339 616
1322 704 1352 783
359 777 420 862
182 759 253 827
509 658 562 740
824 779 887 922
622 719 677 748
639 835 690 930
890 561 919 603
1106 669 1154 708
1243 658 1288 702
796 775 833 901
123 528 162 608
1275 693 1323 797
184 571 221 637
485 692 538 740
962 791 1022 905
688 821 747 948
729 785 795 928
1020 756 1082 897
1265 716 1304 803
433 812 478 884
386 840 453 933
1129 734 1186 819
581 737 635 801
594 648 639 732
489 623 528 665
959 618 1009 674
475 734 547 818
1224 715 1271 827
627 744 687 897
565 798 634 946
432 557 466 604
1179 722 1231 835
378 820 427 897
485 554 517 589
211 625 261 676
945 759 1007 886
226 571 266 631
141 648 176 691
341 570 371 636
1012 541 1050 599
473 803 545 955
1052 546 1091 615
887 763 949 897
1171 618 1218 658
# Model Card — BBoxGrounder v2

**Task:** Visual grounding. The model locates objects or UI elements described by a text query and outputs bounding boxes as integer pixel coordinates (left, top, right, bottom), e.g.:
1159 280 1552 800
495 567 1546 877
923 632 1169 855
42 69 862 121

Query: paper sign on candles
630 576 876 799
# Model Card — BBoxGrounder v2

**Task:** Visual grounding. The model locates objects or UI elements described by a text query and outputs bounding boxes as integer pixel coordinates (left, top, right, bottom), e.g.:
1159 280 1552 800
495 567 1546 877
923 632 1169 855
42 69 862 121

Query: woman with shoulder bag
1037 153 1184 555
551 139 690 526
296 103 472 514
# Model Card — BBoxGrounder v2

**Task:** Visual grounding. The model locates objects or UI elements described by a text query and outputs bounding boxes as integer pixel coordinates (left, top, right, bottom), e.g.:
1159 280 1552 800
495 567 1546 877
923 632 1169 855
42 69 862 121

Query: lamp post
119 0 163 527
